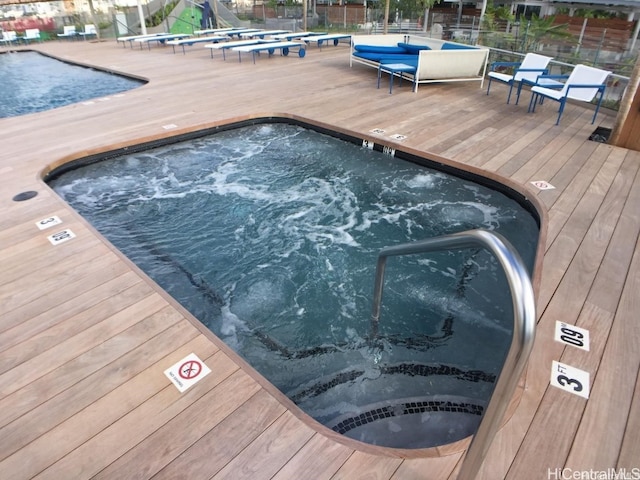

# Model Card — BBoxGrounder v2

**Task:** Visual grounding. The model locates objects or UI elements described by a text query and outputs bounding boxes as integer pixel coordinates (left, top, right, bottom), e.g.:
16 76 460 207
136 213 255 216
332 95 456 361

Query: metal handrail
370 229 536 479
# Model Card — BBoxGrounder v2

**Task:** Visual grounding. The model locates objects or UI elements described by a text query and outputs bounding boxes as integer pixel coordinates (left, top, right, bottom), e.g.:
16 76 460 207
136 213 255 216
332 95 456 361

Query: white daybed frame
350 34 490 92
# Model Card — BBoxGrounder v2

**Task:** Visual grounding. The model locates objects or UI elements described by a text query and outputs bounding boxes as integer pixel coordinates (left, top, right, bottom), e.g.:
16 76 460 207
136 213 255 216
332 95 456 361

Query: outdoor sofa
350 34 490 91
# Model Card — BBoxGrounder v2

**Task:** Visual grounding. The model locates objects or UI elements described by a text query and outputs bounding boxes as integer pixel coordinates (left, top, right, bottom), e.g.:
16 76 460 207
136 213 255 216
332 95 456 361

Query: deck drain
589 127 611 143
13 191 38 202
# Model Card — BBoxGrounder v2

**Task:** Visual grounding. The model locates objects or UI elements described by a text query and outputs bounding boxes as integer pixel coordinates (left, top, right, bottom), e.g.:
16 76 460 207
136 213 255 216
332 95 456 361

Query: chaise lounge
78 24 97 40
166 35 227 54
350 34 489 92
116 33 168 48
22 29 41 44
204 39 277 60
134 33 191 50
306 33 352 48
1 30 18 45
57 25 77 40
231 41 306 63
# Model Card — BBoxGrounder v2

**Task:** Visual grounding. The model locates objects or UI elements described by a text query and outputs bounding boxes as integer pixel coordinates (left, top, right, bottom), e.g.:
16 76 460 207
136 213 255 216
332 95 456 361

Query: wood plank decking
1 39 639 480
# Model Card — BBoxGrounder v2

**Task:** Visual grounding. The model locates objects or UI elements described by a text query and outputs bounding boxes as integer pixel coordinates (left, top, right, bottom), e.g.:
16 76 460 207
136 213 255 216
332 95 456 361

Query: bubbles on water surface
404 173 442 189
219 306 249 350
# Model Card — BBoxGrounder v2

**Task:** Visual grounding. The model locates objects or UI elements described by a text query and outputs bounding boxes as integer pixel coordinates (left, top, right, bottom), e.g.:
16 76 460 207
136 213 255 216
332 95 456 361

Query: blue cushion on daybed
352 51 385 61
354 44 408 54
353 51 418 64
441 42 477 50
397 42 431 54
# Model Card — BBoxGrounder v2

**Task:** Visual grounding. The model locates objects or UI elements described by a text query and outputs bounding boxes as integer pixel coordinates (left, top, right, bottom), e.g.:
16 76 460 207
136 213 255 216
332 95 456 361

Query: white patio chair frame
486 52 553 105
528 64 611 125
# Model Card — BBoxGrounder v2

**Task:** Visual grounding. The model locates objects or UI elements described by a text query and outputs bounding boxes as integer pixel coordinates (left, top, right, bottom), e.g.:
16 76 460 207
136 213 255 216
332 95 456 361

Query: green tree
482 2 514 31
479 0 515 50
394 0 439 21
480 4 572 53
382 0 440 31
518 14 573 52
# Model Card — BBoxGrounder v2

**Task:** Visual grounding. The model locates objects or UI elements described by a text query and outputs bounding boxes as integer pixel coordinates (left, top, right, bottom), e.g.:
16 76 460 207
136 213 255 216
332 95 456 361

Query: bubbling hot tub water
48 121 539 449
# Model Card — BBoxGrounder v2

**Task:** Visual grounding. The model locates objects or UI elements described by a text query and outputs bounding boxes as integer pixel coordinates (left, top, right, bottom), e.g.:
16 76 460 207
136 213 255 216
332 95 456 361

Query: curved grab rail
370 229 536 479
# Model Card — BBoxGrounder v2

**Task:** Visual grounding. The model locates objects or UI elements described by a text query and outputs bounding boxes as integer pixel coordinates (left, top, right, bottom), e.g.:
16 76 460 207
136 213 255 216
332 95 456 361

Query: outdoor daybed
350 34 490 91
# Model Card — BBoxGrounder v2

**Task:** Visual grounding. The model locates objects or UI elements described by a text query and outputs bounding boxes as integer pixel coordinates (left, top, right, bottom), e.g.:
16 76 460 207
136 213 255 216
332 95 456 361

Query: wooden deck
1 39 639 479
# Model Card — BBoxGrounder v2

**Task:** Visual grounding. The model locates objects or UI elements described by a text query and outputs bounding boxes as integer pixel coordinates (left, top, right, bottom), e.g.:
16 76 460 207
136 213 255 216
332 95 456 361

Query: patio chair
0 30 18 46
528 64 611 125
57 25 77 40
486 52 553 104
22 29 41 44
79 24 97 40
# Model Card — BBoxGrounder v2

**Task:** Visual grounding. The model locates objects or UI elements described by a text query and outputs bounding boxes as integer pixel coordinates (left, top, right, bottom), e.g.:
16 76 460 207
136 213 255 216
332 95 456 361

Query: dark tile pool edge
331 399 485 436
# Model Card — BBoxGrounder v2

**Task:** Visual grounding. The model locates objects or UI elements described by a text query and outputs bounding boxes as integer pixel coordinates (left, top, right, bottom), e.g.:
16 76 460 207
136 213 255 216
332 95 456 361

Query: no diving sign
164 353 211 393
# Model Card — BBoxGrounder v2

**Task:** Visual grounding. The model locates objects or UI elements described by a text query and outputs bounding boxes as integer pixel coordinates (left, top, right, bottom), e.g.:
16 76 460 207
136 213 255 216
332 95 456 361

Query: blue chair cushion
397 42 431 54
353 44 408 54
441 42 477 50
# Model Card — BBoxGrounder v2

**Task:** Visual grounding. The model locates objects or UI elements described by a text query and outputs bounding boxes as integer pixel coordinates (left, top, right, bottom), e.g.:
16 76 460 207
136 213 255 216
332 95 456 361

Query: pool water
48 122 539 449
0 51 144 118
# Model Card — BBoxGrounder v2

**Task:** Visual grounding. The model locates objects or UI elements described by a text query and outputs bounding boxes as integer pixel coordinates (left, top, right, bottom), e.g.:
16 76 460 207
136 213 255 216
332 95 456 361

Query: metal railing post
370 229 536 478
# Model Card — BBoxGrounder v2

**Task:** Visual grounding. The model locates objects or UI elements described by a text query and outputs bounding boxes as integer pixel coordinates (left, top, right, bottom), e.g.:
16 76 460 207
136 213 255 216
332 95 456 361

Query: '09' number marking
554 321 589 351
47 229 76 246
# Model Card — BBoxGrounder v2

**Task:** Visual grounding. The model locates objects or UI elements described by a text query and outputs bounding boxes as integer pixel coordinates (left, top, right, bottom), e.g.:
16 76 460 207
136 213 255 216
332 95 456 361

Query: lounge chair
1 30 18 46
22 29 41 44
225 28 262 38
231 41 306 63
271 32 327 41
528 64 612 125
193 27 235 36
166 35 227 54
79 24 97 40
133 33 190 50
116 33 168 48
57 25 77 40
305 33 351 48
239 29 290 39
486 52 553 104
204 38 276 60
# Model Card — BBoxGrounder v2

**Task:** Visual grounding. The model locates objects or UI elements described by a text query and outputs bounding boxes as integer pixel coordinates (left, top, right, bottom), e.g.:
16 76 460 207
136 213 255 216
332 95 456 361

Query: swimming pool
47 120 540 449
0 51 144 118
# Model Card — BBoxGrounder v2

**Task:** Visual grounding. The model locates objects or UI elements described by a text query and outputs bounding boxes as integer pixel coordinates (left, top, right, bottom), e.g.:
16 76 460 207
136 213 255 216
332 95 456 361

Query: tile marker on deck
555 321 590 351
165 353 211 393
530 180 555 190
36 215 62 230
550 361 590 399
47 229 75 246
37 215 75 245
